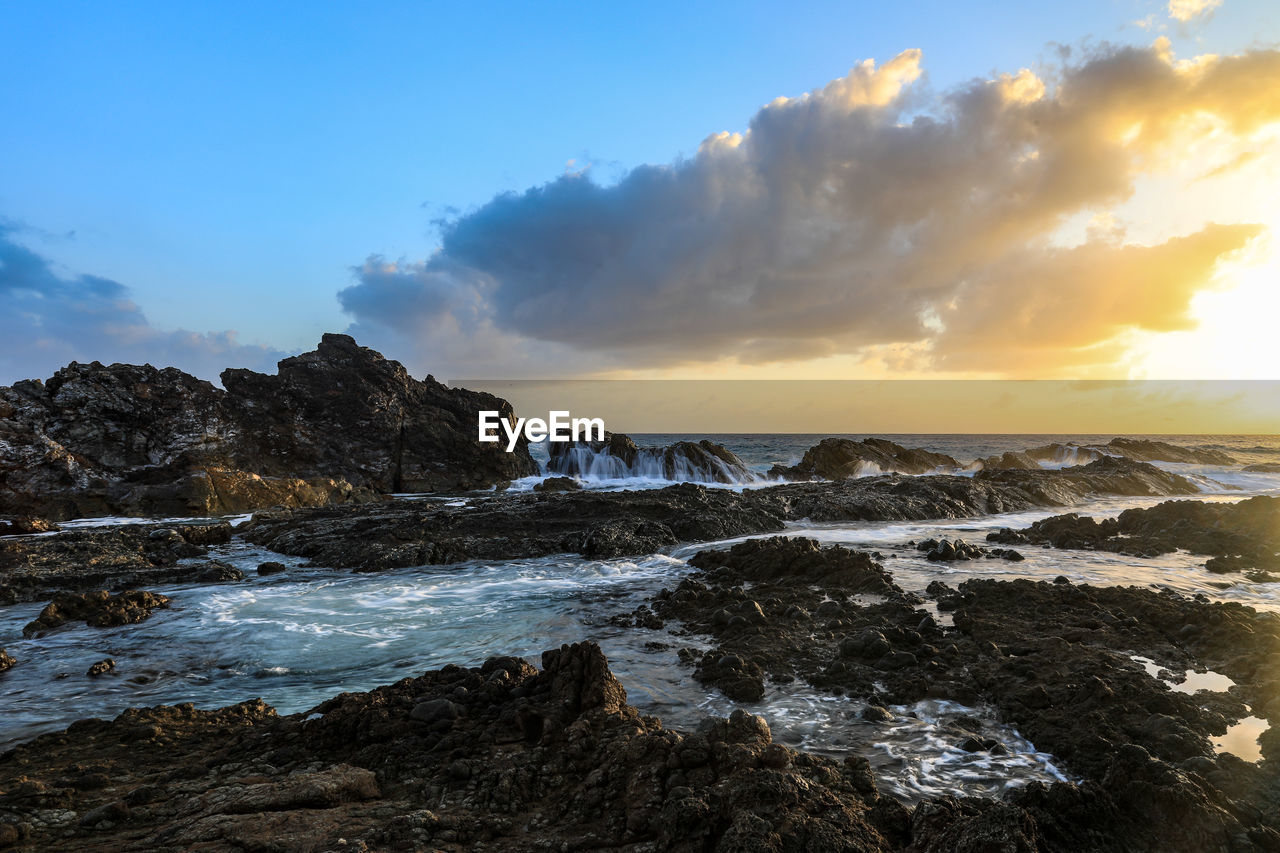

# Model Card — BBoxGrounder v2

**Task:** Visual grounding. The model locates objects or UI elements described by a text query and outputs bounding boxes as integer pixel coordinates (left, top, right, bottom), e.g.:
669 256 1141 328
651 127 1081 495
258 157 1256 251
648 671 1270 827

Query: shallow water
3 436 1278 798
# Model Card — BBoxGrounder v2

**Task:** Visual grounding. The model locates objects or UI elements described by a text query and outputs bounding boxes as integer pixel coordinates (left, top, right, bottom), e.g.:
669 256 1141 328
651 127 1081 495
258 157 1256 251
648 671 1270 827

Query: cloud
0 224 287 384
339 42 1277 378
1168 0 1223 23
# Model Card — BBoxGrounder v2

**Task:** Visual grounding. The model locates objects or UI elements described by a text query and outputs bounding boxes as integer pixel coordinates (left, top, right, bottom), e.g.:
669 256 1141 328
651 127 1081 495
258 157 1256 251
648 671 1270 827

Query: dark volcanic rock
1243 462 1280 473
22 590 172 638
988 496 1280 573
548 432 756 483
1025 438 1236 467
256 561 287 576
643 536 1280 853
977 450 1040 471
974 455 1199 499
914 538 1024 562
0 333 537 520
0 649 13 672
1105 437 1236 465
0 642 919 852
0 521 238 601
0 517 58 536
242 483 788 569
85 658 115 677
770 437 960 480
239 461 1200 572
532 475 582 493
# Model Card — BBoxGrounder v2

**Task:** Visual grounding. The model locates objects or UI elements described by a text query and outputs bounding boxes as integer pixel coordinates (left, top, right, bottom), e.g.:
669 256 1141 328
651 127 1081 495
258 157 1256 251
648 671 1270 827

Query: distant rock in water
547 432 756 484
1243 462 1280 473
1024 437 1236 467
769 437 960 480
0 333 538 520
975 450 1040 471
1104 437 1236 465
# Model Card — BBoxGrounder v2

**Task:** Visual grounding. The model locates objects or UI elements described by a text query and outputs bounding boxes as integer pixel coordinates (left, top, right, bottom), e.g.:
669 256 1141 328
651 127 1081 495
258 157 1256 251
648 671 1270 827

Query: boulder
22 590 172 638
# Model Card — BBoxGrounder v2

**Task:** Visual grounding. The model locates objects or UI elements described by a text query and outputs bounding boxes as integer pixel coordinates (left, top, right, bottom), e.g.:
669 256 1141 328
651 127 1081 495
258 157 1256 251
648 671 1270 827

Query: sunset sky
2 0 1278 384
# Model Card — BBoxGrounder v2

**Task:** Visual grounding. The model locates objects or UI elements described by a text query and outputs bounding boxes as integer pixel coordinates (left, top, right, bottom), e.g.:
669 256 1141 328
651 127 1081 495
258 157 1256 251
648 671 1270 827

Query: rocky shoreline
3 340 1280 851
2 551 1278 852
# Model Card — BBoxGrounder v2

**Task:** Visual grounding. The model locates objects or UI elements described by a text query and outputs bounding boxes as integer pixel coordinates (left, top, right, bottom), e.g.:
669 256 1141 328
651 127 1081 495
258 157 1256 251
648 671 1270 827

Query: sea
2 434 1278 802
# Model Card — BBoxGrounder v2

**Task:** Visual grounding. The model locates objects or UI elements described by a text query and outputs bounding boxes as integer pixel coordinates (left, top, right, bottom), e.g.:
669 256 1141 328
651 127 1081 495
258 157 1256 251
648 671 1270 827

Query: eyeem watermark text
479 410 605 452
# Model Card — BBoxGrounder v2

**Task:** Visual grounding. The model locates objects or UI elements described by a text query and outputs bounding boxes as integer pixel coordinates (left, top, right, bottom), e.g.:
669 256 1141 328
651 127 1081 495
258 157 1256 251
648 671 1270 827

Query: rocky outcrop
0 642 915 852
22 590 171 638
237 460 1199 571
1025 438 1236 467
1105 437 1236 465
769 437 960 480
973 455 1200 499
1244 462 1280 473
976 450 1040 471
0 334 537 521
0 650 13 673
0 521 240 602
629 537 1280 852
988 495 1280 575
547 432 756 483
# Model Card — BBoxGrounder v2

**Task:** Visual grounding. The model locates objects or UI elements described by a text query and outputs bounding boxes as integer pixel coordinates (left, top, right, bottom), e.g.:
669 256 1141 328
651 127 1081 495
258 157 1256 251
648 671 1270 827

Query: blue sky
2 0 1278 381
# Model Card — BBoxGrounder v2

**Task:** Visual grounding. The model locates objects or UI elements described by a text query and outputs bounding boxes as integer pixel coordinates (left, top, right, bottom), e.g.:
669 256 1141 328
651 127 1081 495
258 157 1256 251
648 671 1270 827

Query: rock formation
547 432 756 483
0 334 537 520
769 437 961 480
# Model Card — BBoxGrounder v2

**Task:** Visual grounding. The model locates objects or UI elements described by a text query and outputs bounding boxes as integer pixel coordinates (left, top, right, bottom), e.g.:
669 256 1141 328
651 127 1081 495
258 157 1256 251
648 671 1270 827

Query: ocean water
2 433 1279 801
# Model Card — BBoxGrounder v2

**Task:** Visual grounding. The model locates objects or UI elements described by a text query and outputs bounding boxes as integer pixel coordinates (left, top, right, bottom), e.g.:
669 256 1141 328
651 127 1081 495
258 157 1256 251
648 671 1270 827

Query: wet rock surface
548 432 757 483
238 460 1199 571
631 537 1280 852
0 334 537 520
0 522 238 602
914 537 1024 562
22 591 171 638
0 642 919 852
988 496 1280 574
1025 438 1237 467
769 437 962 479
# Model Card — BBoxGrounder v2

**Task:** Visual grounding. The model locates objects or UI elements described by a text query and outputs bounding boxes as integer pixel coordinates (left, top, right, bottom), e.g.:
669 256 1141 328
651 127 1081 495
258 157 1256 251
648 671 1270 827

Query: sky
2 0 1279 385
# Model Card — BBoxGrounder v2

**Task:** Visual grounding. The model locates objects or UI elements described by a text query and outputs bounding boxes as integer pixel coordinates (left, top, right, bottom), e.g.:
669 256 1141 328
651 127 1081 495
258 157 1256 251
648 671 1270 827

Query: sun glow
1132 234 1280 378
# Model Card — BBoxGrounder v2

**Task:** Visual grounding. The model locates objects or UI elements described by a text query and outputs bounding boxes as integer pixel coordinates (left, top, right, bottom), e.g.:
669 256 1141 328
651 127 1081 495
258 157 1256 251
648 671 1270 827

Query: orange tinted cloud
341 42 1279 379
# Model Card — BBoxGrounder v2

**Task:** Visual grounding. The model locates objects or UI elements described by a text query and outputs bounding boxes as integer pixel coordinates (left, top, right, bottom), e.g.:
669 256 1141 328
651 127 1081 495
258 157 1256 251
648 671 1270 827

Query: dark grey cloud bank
0 224 284 384
340 43 1278 376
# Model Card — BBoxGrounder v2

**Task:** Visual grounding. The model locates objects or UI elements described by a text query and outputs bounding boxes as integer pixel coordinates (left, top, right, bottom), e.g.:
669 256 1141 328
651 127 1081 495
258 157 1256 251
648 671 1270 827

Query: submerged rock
0 333 537 520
